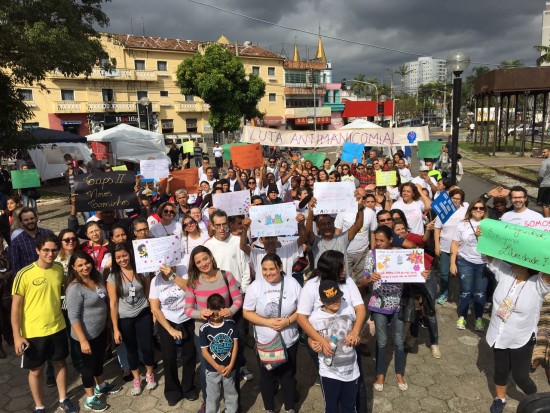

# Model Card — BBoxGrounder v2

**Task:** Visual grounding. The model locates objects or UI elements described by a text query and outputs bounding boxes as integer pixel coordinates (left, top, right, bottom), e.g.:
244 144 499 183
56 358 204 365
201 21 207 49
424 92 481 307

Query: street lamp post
138 96 151 130
447 50 470 186
343 79 379 121
380 95 387 125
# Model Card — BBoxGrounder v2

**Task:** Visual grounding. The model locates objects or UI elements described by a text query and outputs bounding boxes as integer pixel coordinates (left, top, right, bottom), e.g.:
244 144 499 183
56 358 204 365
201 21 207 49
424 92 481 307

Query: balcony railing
49 68 157 81
87 102 160 112
175 102 210 112
52 101 84 113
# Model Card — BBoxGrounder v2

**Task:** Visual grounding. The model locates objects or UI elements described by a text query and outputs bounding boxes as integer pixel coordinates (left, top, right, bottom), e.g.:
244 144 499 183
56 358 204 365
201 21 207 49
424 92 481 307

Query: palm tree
534 45 550 66
395 65 412 95
498 59 524 69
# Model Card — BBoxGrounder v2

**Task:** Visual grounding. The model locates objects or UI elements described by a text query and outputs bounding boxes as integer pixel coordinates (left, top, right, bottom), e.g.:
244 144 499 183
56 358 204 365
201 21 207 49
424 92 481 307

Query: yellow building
17 33 286 136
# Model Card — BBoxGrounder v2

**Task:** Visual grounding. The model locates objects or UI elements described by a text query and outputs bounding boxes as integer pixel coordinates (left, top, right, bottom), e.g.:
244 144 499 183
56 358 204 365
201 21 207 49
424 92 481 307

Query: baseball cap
319 280 343 304
419 165 430 172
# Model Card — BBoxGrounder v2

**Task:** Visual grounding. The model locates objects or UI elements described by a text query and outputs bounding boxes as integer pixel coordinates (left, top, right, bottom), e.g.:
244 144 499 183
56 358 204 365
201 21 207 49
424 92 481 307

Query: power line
187 0 507 68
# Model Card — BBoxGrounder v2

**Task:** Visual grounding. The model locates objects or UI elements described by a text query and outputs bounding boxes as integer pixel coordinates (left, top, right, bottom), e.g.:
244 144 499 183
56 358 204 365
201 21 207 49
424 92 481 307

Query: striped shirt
185 270 243 336
9 228 55 274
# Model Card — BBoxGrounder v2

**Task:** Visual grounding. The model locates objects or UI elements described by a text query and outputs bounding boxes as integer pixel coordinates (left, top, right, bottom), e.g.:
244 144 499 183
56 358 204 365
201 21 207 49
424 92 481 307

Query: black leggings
258 341 299 411
118 308 155 370
79 329 108 389
493 334 537 395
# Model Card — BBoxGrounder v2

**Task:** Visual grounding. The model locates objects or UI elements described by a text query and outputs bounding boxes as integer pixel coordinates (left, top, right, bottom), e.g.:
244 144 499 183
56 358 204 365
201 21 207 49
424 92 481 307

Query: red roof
342 100 394 118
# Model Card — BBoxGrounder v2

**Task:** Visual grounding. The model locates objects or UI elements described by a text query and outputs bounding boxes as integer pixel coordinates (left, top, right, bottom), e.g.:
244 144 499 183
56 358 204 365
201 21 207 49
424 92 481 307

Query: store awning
342 100 394 118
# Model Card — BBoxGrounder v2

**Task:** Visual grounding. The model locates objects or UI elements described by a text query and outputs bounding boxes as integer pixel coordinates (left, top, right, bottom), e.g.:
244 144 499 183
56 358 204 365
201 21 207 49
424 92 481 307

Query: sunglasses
472 206 485 211
379 218 392 222
183 221 196 227
163 209 176 215
62 237 78 243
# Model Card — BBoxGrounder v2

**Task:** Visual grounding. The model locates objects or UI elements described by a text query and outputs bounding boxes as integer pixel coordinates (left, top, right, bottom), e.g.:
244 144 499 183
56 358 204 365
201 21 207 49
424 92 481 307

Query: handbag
254 277 288 371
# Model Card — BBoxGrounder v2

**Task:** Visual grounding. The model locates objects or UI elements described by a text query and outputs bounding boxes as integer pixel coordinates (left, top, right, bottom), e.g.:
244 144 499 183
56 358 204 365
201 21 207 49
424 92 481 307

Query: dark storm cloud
99 0 546 81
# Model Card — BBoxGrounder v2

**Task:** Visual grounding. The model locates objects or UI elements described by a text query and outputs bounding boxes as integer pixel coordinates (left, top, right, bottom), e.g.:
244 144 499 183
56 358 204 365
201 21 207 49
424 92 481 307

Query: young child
199 294 239 413
308 280 359 413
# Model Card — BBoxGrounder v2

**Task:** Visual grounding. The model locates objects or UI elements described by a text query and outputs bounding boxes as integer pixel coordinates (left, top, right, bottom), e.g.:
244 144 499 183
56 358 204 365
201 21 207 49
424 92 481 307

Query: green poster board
112 165 128 171
222 142 247 160
11 169 41 189
417 141 442 159
182 141 194 154
303 152 326 167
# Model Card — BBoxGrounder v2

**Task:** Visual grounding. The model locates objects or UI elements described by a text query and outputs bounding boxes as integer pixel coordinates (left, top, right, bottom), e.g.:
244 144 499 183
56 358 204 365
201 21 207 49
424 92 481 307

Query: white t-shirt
204 235 251 292
452 220 486 264
391 199 425 235
308 300 359 382
243 276 302 346
398 167 412 182
150 220 183 239
486 259 550 349
411 175 437 199
149 274 189 324
500 208 544 227
250 241 302 278
213 147 223 158
434 205 467 253
297 276 363 316
335 208 377 254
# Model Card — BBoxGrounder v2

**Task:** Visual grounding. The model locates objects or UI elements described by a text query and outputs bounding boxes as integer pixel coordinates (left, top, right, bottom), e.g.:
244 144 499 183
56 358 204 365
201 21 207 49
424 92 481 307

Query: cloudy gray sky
99 0 546 83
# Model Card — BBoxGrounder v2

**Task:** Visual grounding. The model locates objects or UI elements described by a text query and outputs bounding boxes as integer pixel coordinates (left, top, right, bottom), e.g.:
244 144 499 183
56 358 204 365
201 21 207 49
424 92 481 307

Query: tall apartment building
17 33 285 136
541 1 550 66
403 56 447 95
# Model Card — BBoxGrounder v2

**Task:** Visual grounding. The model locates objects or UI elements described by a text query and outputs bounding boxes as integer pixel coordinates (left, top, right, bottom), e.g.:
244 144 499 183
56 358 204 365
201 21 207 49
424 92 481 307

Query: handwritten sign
313 182 357 215
478 219 550 273
241 125 430 148
375 170 397 187
74 172 139 212
11 169 41 189
222 142 247 160
111 165 128 171
523 217 550 232
230 143 263 169
182 141 194 154
431 191 458 225
341 142 365 163
158 168 200 194
303 152 326 167
374 249 426 283
140 159 170 180
417 141 442 159
249 203 297 238
212 190 251 216
132 235 182 273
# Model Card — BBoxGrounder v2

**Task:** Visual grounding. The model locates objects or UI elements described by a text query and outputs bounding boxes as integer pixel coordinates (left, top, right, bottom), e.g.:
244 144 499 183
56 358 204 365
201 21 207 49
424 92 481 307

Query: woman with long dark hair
106 243 156 396
180 214 209 269
66 250 120 411
80 221 111 275
244 253 302 413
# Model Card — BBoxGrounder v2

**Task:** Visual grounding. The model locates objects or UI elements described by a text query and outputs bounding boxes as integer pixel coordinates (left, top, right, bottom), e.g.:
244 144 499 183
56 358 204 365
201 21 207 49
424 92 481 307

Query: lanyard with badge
495 277 526 322
121 271 136 304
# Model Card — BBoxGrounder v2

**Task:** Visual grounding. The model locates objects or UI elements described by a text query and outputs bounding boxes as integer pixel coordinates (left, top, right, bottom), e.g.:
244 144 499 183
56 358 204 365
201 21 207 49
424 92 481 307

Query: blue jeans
21 193 37 210
457 258 487 319
194 334 208 401
372 312 405 375
439 251 451 298
205 370 238 413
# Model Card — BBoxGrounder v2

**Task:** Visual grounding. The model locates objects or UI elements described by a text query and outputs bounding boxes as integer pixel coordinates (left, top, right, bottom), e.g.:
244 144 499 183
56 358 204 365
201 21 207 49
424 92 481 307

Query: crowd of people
0 143 549 413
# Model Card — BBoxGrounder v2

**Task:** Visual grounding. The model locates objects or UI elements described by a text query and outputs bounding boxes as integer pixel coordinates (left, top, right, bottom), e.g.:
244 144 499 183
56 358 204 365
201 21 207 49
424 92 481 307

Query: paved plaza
1 165 549 412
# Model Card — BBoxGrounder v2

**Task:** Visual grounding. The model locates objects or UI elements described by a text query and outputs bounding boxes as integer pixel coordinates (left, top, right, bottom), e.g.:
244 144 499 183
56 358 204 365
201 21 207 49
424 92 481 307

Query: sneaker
46 376 56 388
456 317 466 330
145 373 158 390
131 378 142 396
183 389 199 401
240 366 253 381
286 410 296 413
84 396 108 412
197 401 206 413
490 398 506 413
315 376 321 386
436 295 448 305
58 398 78 413
34 408 45 413
94 381 121 396
475 318 485 332
431 345 441 359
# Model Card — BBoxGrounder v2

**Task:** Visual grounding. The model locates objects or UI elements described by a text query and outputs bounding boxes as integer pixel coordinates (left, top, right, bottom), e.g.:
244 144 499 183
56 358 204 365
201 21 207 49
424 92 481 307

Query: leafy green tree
498 59 524 69
534 45 550 66
176 44 266 134
0 0 110 155
395 65 412 95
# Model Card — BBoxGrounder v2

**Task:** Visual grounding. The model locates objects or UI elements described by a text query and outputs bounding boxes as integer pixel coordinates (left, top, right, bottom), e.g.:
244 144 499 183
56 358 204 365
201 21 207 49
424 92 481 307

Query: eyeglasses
378 218 392 222
451 197 462 202
472 206 485 211
62 237 78 243
134 227 149 233
307 178 315 181
183 221 196 227
41 248 59 255
163 209 176 215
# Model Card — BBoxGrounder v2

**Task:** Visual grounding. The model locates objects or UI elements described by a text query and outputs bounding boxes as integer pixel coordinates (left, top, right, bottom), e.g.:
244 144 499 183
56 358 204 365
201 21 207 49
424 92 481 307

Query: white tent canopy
86 124 169 163
339 119 382 129
28 143 91 181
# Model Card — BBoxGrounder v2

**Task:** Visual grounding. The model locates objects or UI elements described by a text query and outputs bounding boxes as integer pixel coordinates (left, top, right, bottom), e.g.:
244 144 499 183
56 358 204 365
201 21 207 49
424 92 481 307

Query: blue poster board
431 191 457 224
341 142 365 163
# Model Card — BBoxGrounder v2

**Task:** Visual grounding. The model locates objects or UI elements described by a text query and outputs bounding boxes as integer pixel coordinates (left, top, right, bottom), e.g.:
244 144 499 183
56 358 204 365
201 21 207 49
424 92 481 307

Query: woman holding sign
80 221 112 275
483 258 550 413
450 200 488 332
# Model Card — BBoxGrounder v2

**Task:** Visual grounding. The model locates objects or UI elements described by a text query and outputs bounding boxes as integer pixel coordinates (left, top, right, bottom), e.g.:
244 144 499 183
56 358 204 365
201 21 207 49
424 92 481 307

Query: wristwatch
168 272 176 281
